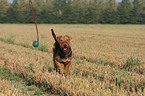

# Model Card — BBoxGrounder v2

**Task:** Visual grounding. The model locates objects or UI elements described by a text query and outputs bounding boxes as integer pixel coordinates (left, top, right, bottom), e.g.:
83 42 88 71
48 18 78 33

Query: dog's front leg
55 60 65 74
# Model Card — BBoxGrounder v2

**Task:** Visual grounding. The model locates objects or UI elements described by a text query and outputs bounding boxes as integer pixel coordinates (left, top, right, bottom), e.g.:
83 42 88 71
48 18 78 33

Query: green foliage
25 63 34 72
0 0 145 24
124 57 141 71
126 57 141 67
7 34 15 44
6 3 19 23
38 44 48 52
0 68 20 81
27 74 34 85
33 90 45 95
27 87 35 91
0 0 9 23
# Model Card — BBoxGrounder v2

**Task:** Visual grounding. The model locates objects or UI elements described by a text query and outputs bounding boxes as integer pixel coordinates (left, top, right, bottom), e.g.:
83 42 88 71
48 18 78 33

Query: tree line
0 0 145 24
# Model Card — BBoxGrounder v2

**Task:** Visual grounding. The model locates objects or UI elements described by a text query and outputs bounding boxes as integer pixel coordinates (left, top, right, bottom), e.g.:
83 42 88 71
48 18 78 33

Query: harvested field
0 24 145 95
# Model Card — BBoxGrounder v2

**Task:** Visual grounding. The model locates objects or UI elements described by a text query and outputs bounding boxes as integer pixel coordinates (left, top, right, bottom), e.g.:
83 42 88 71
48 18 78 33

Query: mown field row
0 67 52 96
0 78 24 96
0 41 144 95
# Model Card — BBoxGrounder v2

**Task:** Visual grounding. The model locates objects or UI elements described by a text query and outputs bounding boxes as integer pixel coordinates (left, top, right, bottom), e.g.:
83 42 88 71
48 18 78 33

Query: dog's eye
61 40 63 41
66 39 68 41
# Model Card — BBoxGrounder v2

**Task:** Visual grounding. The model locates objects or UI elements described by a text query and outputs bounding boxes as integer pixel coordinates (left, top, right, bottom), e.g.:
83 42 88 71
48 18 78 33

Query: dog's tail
51 29 57 42
51 29 60 49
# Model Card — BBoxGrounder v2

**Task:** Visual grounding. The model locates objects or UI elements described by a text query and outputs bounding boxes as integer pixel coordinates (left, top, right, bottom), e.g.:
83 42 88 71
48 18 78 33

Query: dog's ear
65 35 72 41
56 36 62 42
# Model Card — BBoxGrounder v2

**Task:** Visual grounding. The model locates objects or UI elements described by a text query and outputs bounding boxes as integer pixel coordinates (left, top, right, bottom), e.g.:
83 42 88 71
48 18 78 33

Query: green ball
33 41 39 47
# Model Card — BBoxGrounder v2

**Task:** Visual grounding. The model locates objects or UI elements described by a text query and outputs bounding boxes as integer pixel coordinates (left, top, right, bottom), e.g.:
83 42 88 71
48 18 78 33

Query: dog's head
57 35 71 54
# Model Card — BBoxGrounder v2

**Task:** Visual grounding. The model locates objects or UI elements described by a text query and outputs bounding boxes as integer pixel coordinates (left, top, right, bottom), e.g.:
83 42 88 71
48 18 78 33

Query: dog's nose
63 44 67 48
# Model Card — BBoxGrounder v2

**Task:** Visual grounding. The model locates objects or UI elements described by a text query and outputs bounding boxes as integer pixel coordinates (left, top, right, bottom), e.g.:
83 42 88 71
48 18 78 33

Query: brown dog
53 35 72 75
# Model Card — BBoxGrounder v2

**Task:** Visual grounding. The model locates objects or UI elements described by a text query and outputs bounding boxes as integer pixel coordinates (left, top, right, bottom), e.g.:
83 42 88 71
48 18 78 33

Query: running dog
51 29 72 75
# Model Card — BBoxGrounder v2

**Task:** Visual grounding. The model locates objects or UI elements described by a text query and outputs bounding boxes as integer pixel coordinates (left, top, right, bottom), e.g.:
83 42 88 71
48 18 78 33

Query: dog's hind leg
64 62 71 75
53 60 57 71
